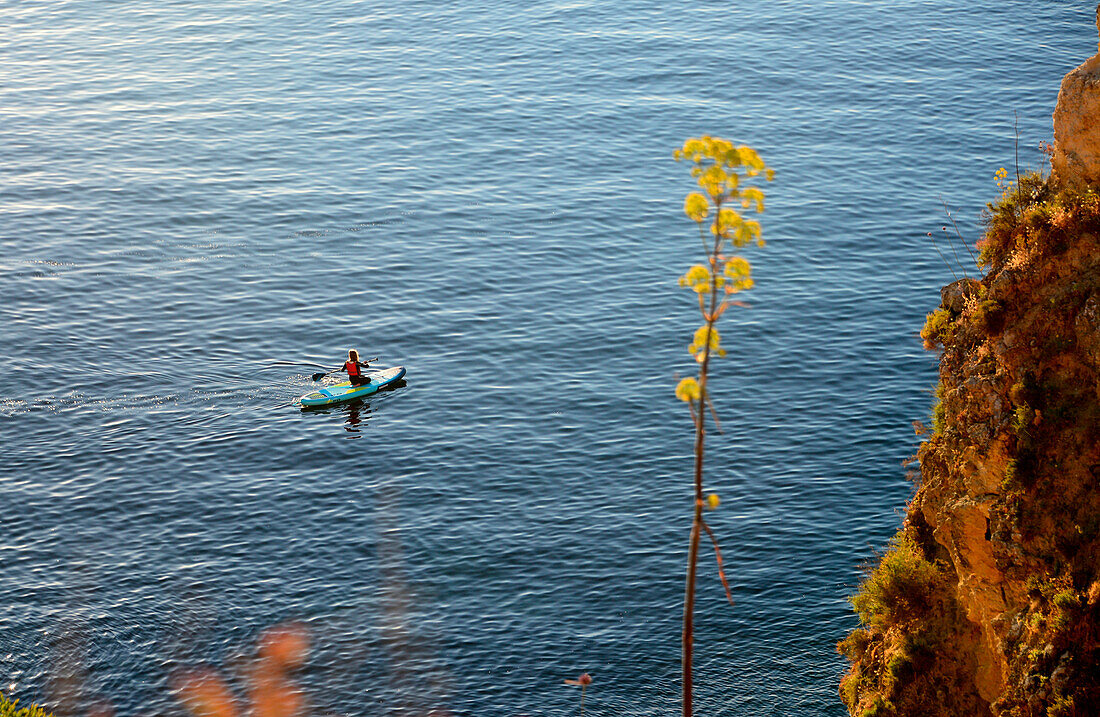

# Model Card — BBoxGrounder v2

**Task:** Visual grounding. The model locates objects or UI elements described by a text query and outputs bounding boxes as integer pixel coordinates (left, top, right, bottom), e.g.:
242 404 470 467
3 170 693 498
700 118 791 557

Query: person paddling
343 349 371 386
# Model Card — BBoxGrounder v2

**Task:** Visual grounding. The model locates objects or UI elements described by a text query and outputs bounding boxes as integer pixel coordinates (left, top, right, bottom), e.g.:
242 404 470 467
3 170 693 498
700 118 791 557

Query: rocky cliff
1051 6 1100 188
839 10 1100 716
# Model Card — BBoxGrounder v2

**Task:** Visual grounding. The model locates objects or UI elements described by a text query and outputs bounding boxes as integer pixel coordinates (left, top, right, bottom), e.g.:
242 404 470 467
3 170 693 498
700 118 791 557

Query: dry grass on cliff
977 171 1100 271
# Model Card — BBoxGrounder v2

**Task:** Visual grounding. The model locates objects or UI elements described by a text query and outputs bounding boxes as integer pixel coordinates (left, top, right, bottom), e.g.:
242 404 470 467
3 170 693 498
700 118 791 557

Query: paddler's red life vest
344 360 360 377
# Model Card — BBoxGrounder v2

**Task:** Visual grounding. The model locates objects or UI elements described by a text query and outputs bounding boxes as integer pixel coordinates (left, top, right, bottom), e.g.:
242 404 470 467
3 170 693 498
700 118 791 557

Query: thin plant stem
926 231 959 282
705 392 723 434
939 198 981 270
936 207 968 279
683 200 723 717
1014 111 1022 217
682 429 703 717
700 519 734 605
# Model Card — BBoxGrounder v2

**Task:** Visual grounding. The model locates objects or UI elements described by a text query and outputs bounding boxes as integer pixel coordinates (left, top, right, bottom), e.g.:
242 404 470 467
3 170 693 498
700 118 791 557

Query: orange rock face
1050 6 1100 187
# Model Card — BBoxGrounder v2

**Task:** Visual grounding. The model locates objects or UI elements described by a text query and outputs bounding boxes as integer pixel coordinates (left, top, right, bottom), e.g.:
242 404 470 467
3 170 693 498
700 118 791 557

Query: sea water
1 2 1094 714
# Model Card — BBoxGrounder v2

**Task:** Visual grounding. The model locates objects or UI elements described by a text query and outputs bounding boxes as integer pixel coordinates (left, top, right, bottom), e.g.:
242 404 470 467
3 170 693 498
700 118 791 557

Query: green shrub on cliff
930 383 947 435
858 694 896 717
920 308 952 350
840 528 986 716
851 533 945 630
1053 589 1081 611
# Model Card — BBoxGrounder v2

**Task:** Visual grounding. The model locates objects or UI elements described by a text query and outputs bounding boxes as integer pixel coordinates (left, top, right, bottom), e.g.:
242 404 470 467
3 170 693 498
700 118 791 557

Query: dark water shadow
299 398 372 436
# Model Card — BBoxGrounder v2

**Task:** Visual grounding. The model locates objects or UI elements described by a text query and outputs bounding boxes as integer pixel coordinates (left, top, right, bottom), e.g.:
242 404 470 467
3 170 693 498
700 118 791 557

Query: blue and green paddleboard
299 366 406 408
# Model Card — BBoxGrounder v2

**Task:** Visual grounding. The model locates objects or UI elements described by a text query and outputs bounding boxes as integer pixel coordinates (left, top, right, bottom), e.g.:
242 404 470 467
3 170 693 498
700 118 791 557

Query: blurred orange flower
563 672 592 687
173 623 310 717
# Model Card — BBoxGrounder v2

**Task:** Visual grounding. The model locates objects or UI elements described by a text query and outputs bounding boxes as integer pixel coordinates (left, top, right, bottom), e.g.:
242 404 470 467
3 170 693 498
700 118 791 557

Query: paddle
269 359 332 371
270 358 330 369
312 356 380 381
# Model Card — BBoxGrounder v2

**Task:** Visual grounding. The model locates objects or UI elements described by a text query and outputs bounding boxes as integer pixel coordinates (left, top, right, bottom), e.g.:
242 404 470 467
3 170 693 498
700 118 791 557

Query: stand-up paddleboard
299 366 406 408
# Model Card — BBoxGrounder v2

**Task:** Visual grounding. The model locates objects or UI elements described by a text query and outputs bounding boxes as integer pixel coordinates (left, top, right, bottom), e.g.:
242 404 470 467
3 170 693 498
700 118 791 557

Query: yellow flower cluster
675 376 701 402
673 136 771 179
679 264 713 294
673 135 775 198
679 258 754 296
689 325 725 360
684 192 709 222
740 187 765 213
674 135 772 253
734 219 763 248
673 135 771 414
679 258 754 295
723 257 753 293
713 207 742 236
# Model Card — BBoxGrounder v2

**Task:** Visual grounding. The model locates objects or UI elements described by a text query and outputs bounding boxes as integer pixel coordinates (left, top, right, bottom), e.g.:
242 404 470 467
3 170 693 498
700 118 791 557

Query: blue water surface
1 1 1096 715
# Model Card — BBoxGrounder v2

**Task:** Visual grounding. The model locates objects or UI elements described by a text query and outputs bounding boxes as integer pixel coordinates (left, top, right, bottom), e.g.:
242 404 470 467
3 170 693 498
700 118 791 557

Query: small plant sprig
563 672 592 716
672 135 772 717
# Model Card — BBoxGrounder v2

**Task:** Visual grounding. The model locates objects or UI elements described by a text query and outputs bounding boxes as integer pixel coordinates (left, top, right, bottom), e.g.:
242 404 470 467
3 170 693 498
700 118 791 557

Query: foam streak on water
0 2 1094 715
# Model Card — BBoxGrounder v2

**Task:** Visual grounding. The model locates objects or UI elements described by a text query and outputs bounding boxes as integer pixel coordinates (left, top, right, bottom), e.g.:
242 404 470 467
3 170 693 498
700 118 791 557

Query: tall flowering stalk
672 136 772 717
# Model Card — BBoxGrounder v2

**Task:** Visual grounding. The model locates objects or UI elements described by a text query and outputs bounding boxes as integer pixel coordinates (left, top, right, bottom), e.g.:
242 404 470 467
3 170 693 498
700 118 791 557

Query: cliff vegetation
840 175 1100 716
